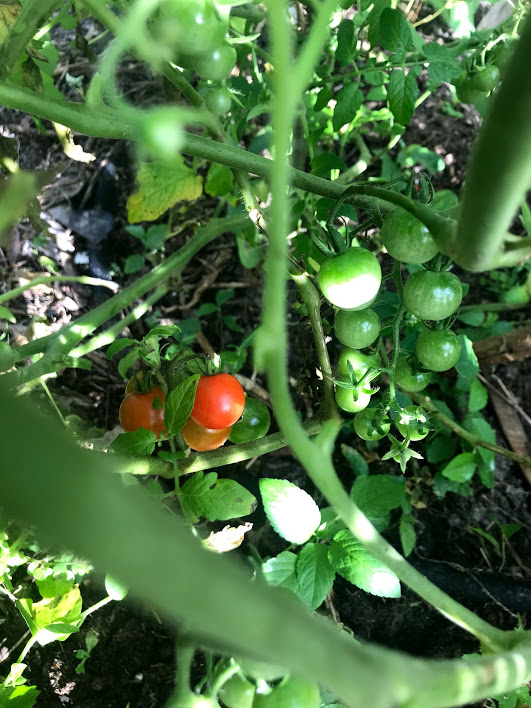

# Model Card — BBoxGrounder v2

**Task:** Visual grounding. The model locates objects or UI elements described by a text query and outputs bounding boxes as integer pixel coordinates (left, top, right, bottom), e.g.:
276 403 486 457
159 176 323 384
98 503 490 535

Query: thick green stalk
2 380 531 708
454 10 531 271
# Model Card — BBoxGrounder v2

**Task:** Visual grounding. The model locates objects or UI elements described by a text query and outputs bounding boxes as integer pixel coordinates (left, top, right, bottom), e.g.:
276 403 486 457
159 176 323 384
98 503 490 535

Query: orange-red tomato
191 373 245 430
119 387 166 437
181 417 232 451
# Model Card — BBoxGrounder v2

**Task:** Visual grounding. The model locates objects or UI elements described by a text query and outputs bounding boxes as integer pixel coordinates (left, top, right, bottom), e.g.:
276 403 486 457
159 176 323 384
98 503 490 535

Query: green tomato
415 329 461 372
0 341 16 373
455 75 488 104
219 672 255 708
158 0 225 56
501 285 530 305
318 247 382 311
334 308 380 349
353 408 391 441
471 65 500 92
335 380 371 414
396 405 430 441
252 676 320 708
381 210 439 265
403 270 462 321
229 398 271 444
488 39 517 69
195 42 237 82
338 348 380 377
104 574 128 601
394 357 432 393
205 87 232 115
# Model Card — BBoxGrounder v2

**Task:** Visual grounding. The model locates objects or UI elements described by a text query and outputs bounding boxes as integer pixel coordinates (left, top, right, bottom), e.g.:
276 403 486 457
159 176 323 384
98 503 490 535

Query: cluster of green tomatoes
318 208 463 446
453 38 516 105
155 0 235 115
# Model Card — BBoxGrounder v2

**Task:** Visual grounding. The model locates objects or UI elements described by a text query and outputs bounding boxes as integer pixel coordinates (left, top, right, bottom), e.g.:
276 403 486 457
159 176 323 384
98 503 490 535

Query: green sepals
381 434 423 473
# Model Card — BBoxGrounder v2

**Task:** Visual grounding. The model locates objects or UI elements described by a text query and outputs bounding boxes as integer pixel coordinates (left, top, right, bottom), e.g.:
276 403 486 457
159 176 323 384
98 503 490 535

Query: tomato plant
218 671 255 708
415 329 462 372
334 308 380 349
205 87 232 115
471 65 501 92
394 357 432 393
157 0 225 56
396 406 430 441
195 43 237 82
455 74 488 104
181 417 231 452
119 387 166 436
335 381 371 414
0 342 15 373
229 397 271 444
252 676 320 708
381 210 439 265
191 373 245 429
338 348 380 377
353 408 391 441
403 270 463 321
318 247 382 311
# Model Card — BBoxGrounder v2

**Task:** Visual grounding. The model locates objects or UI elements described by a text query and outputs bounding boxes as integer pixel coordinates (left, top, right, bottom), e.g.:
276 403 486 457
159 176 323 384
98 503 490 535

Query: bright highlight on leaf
259 479 321 544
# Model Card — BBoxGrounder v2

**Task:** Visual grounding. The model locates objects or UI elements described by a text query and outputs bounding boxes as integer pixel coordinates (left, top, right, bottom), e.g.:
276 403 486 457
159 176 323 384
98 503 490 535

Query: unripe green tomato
194 42 237 82
455 75 488 104
104 574 128 601
335 381 371 413
252 676 320 708
218 672 255 708
489 39 517 69
139 107 183 159
0 341 16 373
157 0 225 56
501 285 530 305
403 270 463 321
205 87 232 115
338 348 380 377
415 329 461 372
381 210 439 265
471 65 500 92
318 247 382 311
394 357 432 393
334 308 380 349
229 397 271 444
396 405 430 441
353 408 391 441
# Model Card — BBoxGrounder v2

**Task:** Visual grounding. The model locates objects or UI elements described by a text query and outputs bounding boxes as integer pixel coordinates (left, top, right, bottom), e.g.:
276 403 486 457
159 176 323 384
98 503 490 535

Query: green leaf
329 530 401 598
105 574 128 600
117 346 140 379
387 69 418 126
336 19 357 66
0 685 40 707
164 374 199 436
315 507 346 540
0 171 53 246
423 42 462 86
340 445 369 476
109 429 157 457
106 338 135 359
205 162 234 197
31 585 82 629
350 475 406 518
367 0 392 47
236 230 263 269
468 378 488 413
180 471 257 523
399 514 416 557
124 253 145 274
261 551 300 595
296 543 335 611
126 158 202 223
441 453 477 482
314 86 332 112
455 334 479 381
0 304 16 323
311 153 347 178
259 479 321 545
378 8 414 51
457 310 485 327
333 83 364 132
426 435 458 463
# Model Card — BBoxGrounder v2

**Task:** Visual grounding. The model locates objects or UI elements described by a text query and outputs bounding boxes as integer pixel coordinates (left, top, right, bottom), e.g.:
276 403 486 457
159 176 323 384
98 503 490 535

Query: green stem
409 392 531 469
0 0 60 81
174 640 196 700
0 274 118 306
454 10 531 271
80 595 114 620
388 260 406 402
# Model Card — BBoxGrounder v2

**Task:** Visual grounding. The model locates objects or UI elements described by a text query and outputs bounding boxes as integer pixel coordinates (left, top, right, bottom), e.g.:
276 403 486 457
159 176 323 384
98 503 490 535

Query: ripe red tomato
181 417 232 452
191 373 245 429
119 387 166 437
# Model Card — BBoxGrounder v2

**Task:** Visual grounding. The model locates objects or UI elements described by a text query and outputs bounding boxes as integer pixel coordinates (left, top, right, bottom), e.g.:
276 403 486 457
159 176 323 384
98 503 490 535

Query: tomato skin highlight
381 210 439 265
191 373 245 429
229 398 271 444
181 417 231 451
318 247 382 311
334 308 380 349
119 387 166 436
354 408 391 441
415 329 462 372
394 357 432 393
403 270 462 321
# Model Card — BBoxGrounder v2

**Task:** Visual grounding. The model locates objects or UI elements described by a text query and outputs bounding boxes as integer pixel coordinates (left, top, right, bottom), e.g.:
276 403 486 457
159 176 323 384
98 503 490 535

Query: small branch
0 274 118 306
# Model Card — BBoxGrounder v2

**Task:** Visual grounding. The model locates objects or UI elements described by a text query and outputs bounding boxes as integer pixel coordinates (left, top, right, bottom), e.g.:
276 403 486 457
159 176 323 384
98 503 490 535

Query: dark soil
1 19 530 708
